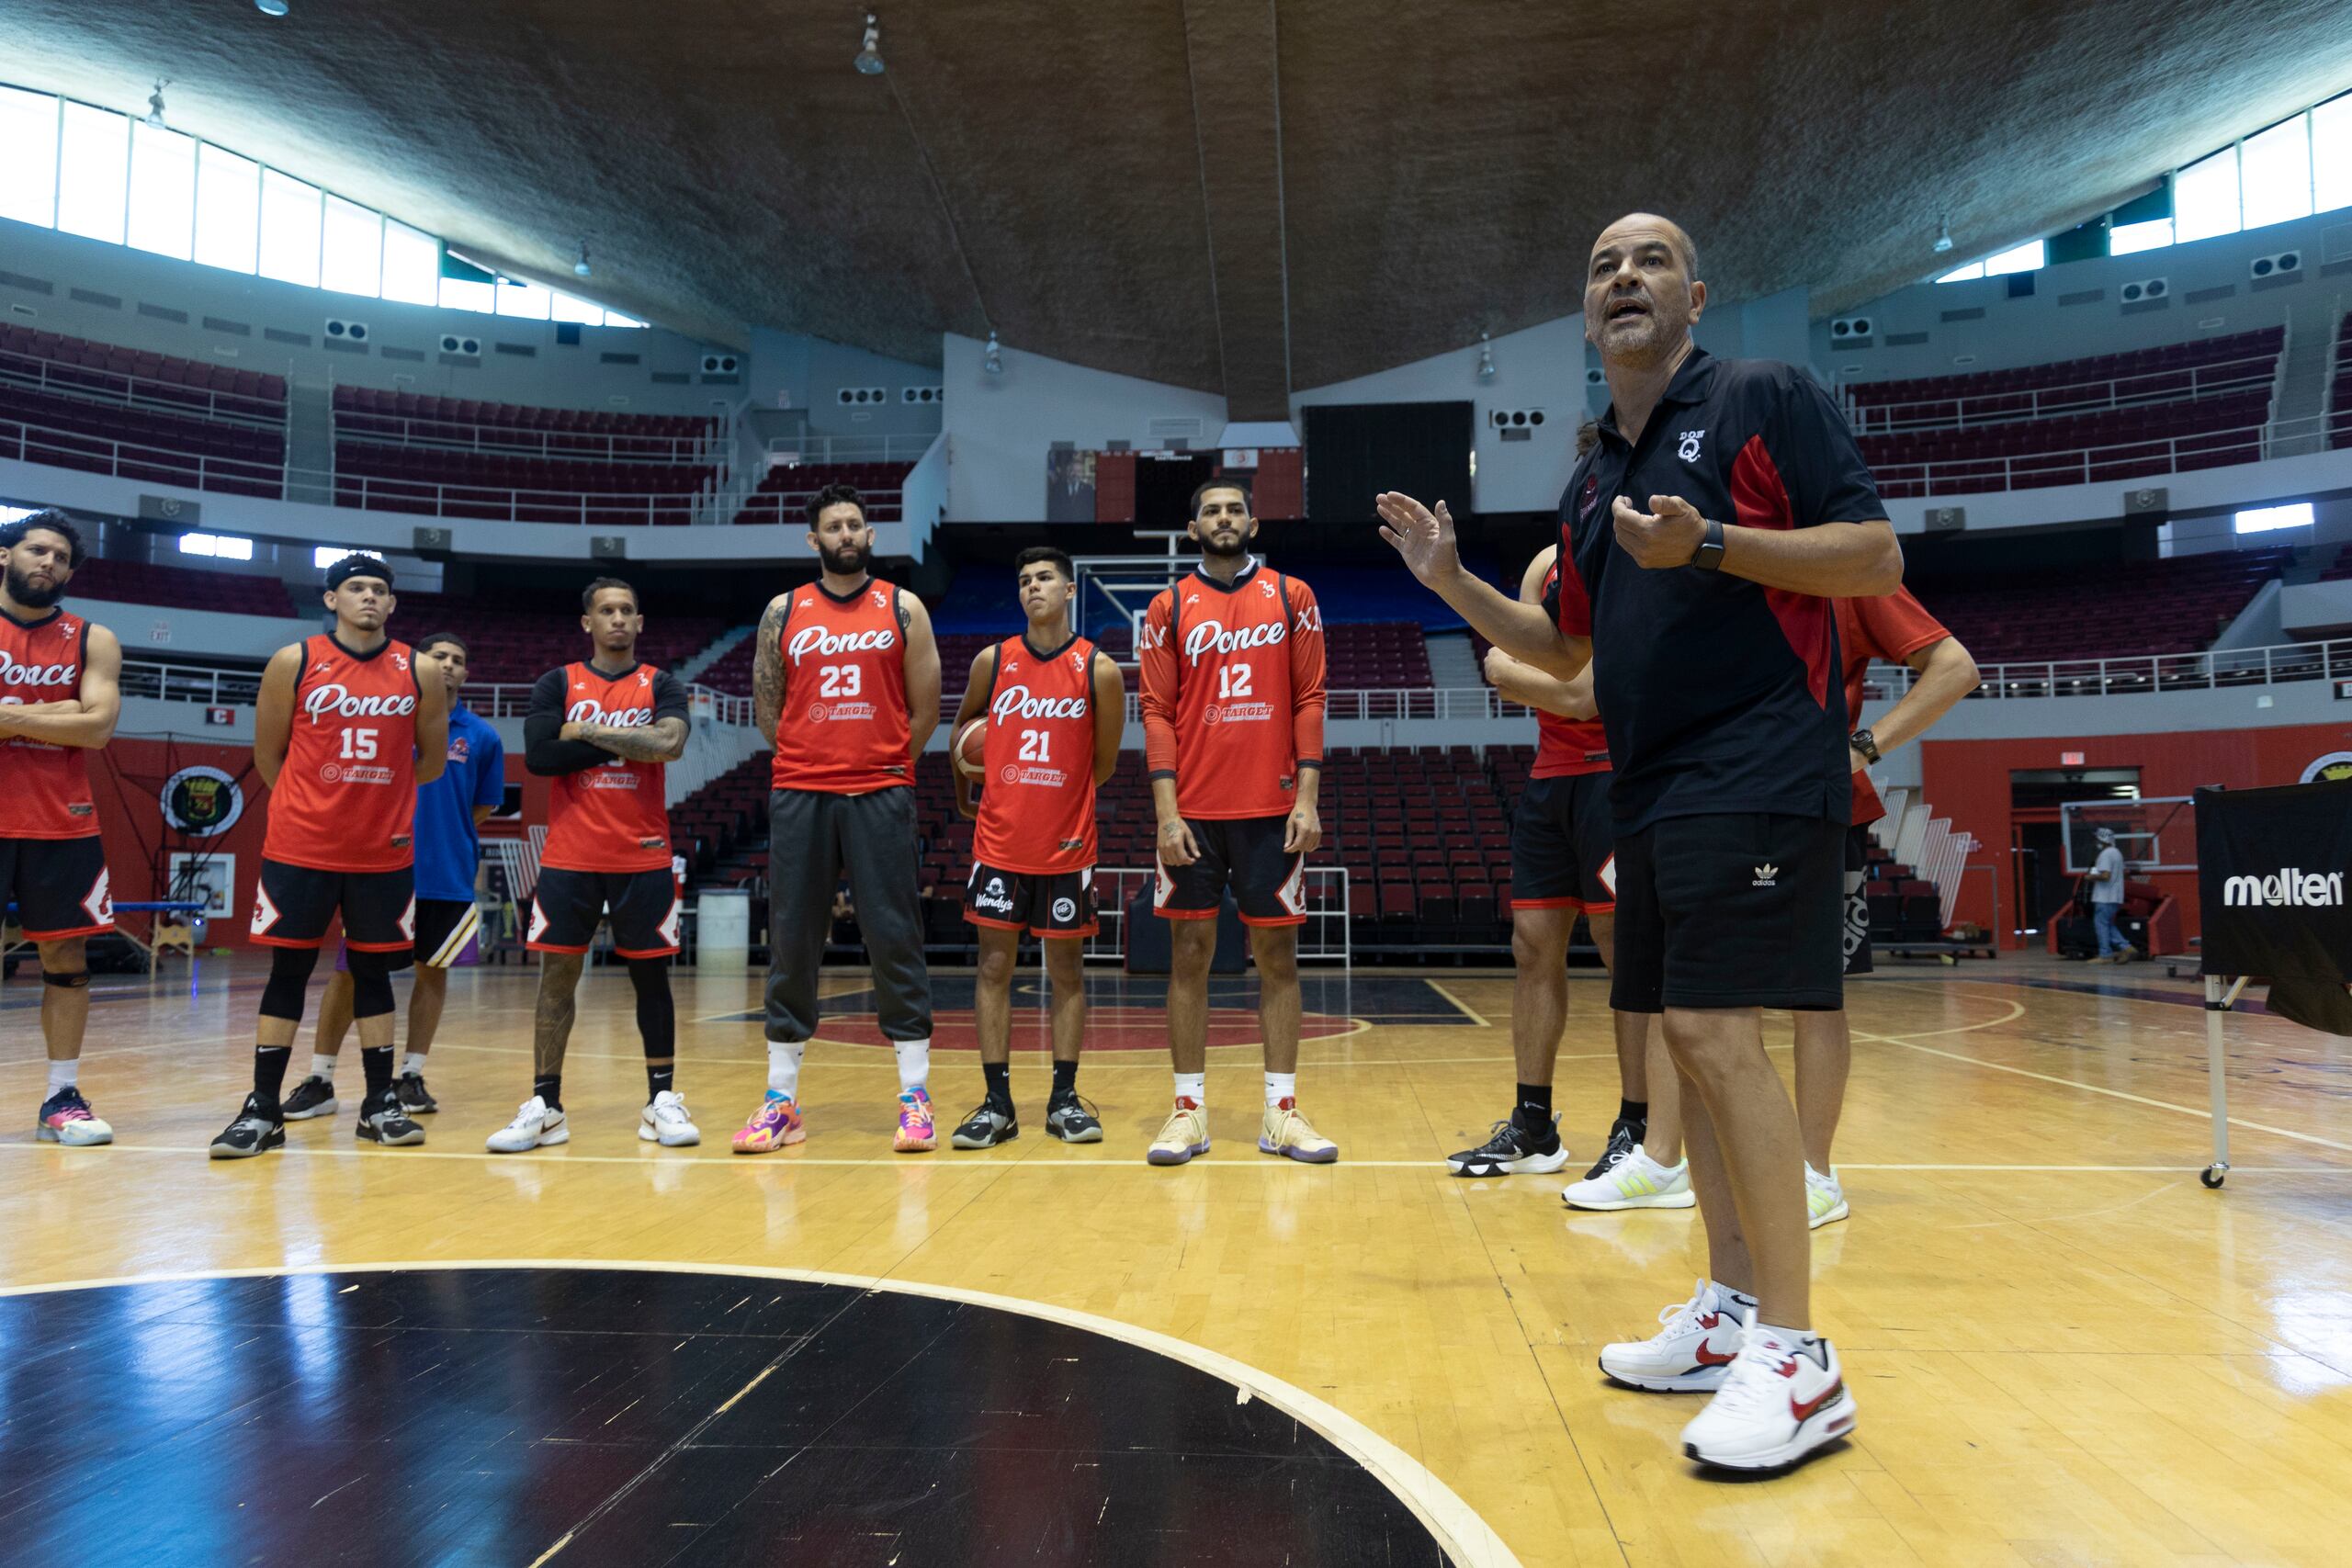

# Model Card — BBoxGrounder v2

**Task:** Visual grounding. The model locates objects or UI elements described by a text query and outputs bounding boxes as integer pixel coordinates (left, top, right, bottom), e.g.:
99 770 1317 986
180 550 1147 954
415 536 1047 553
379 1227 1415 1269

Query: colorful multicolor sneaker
731 1089 805 1155
36 1085 112 1147
1259 1098 1338 1164
894 1087 938 1153
1147 1098 1210 1166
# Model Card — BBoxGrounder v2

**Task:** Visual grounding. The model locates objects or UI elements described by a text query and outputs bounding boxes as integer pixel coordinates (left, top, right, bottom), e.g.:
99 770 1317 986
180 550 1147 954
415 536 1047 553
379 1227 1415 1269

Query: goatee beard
825 545 867 576
4 567 62 609
1199 534 1249 559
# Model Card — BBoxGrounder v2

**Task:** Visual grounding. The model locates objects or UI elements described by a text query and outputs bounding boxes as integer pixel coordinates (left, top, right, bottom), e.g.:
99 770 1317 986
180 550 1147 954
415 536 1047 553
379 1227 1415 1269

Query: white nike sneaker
1805 1164 1849 1229
486 1095 569 1153
1598 1279 1749 1393
1679 1314 1856 1472
640 1089 700 1147
1562 1143 1696 1211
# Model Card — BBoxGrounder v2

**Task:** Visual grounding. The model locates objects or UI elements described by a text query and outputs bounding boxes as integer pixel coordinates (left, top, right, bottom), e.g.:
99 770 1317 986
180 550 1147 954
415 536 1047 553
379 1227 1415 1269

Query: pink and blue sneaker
38 1086 113 1147
894 1087 937 1153
731 1089 805 1155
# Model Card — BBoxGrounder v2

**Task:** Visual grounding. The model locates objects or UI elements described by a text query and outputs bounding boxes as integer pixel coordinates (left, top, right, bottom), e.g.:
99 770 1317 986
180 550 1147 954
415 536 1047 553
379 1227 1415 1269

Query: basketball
954 717 988 775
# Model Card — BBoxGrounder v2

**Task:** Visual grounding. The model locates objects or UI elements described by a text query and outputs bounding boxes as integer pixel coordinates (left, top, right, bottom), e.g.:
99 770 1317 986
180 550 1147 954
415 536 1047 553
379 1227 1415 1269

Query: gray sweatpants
764 787 933 1044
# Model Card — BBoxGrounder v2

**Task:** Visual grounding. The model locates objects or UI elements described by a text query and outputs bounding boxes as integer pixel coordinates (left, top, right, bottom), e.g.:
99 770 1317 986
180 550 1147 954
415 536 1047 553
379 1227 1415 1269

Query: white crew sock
310 1053 339 1082
892 1037 931 1092
1752 1319 1817 1351
47 1059 75 1096
402 1052 428 1077
1263 1070 1296 1108
767 1038 807 1100
1711 1280 1758 1314
1173 1071 1205 1106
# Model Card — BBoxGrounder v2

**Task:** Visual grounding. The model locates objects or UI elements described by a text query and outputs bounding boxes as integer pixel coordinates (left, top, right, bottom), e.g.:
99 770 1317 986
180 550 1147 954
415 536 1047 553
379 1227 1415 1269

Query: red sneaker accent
1276 1096 1296 1111
1695 1342 1739 1367
1791 1379 1843 1423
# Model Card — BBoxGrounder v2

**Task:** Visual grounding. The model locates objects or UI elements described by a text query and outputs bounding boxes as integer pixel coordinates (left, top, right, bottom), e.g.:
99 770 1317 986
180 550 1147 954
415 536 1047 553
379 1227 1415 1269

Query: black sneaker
281 1075 340 1121
356 1089 426 1146
396 1070 438 1115
1578 1117 1643 1182
1045 1094 1103 1144
209 1093 286 1159
949 1100 1019 1149
1446 1114 1569 1177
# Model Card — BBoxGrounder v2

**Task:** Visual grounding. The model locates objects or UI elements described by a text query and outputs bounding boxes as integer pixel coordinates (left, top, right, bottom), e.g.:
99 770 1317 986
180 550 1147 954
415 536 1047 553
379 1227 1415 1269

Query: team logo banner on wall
2195 781 2352 1034
160 765 245 837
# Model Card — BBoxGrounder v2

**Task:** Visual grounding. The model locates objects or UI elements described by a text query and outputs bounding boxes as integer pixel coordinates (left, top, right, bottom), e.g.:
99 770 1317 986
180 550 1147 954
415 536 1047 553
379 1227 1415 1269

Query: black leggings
258 945 397 1023
628 955 673 1057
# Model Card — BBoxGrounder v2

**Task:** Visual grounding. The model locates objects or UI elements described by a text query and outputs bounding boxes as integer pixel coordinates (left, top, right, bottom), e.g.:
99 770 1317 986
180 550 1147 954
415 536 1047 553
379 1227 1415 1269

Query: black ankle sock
982 1061 1012 1107
535 1073 562 1111
1514 1082 1553 1134
361 1045 394 1098
1617 1099 1647 1129
254 1045 292 1111
647 1063 675 1102
1050 1058 1079 1101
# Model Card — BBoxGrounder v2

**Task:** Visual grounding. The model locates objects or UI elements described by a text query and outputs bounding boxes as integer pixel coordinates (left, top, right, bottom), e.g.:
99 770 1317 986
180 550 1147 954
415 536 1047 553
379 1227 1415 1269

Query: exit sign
2061 750 2086 766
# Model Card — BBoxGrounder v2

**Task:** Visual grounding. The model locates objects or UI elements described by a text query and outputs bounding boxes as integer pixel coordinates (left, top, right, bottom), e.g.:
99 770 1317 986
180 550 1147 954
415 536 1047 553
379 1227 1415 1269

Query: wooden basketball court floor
5 952 2351 1566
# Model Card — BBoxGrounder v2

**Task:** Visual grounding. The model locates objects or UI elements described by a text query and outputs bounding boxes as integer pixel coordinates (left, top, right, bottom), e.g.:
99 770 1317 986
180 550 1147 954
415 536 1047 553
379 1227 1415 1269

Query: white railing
333 412 722 466
0 415 285 494
115 660 757 728
1870 412 2331 499
468 682 755 727
0 345 288 428
1082 866 1351 964
763 433 934 466
1867 636 2352 699
1845 349 2283 434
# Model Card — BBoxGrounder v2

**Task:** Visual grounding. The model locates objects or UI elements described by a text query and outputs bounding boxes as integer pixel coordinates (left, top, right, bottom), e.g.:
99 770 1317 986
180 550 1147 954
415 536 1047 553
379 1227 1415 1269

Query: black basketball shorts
1608 812 1846 1013
1842 824 1873 978
528 863 684 959
250 858 416 953
965 861 1099 938
1154 814 1306 928
1510 771 1618 913
0 834 112 941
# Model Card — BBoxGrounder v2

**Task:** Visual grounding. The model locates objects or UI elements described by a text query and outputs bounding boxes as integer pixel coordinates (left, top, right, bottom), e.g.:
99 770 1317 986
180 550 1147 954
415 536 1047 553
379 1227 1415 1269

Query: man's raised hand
1376 492 1463 587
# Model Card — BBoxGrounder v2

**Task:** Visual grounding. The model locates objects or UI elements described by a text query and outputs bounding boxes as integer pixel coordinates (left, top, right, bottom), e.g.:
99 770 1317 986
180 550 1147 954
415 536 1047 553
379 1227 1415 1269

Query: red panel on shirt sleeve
1286 577 1328 767
1730 434 1835 711
1551 525 1593 638
1849 585 1951 666
1138 590 1181 778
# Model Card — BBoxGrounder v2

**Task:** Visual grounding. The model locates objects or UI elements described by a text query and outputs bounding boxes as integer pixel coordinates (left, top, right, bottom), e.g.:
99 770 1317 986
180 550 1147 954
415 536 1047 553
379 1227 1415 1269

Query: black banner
2195 781 2352 1034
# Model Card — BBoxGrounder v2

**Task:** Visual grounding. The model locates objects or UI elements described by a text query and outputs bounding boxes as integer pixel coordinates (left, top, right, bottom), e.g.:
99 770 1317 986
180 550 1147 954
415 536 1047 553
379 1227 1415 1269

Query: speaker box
412 526 453 556
591 536 628 560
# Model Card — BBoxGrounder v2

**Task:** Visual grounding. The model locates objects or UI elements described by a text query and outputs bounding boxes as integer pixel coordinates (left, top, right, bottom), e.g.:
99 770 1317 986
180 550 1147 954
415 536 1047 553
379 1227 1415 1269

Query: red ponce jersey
0 606 98 839
771 578 912 794
1532 560 1611 779
973 634 1101 874
267 634 421 872
543 660 687 873
1138 559 1327 820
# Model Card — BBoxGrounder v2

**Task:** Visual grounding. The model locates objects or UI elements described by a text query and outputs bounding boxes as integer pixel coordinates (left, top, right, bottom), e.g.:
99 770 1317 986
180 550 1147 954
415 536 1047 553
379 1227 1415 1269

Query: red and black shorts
527 863 683 959
964 861 1098 939
250 858 416 952
1510 771 1618 914
334 897 482 974
1154 814 1306 928
0 834 112 942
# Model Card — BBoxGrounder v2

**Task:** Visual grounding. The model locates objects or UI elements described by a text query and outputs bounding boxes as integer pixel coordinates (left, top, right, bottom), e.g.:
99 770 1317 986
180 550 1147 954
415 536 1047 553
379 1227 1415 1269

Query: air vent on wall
379 345 424 362
599 352 640 366
2184 285 2235 304
69 288 122 310
437 333 481 355
1828 315 1873 340
201 314 251 335
138 303 188 323
0 269 53 294
2249 250 2301 280
1584 367 1605 386
701 353 741 376
1487 408 1547 429
901 386 943 404
1884 331 1928 346
263 327 310 345
2119 276 2167 303
324 317 370 343
837 385 886 404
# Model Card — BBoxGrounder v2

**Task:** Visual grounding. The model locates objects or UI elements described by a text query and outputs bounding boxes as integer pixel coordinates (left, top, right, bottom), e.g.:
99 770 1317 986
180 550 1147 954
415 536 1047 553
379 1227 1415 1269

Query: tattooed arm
752 592 791 744
563 715 689 762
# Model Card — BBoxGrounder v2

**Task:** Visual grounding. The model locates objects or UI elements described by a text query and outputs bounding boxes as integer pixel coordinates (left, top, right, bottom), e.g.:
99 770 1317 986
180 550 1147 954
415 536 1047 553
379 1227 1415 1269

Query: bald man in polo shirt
1380 212 1901 1474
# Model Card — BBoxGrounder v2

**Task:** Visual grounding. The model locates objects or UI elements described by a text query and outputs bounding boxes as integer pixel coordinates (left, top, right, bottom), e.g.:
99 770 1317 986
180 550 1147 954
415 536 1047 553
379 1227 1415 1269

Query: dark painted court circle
0 1268 1453 1566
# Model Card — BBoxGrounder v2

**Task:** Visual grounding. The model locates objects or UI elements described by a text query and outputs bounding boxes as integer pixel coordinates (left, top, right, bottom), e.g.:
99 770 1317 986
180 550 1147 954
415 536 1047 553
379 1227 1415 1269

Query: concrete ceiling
5 1 2349 417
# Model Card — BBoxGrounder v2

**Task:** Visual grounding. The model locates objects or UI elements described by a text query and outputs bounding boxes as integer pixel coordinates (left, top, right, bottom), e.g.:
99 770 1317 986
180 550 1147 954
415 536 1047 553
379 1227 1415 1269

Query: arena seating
1846 329 2283 432
385 591 729 686
332 386 716 460
331 444 716 525
66 557 295 618
2331 311 2352 450
0 323 287 499
1905 546 2294 664
733 460 912 526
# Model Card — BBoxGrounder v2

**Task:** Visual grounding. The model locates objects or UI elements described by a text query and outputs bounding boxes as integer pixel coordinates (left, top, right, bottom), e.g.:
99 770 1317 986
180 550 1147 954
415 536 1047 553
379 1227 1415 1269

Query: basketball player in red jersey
1138 478 1334 1166
0 511 123 1147
488 578 695 1153
944 546 1124 1149
738 482 943 1155
211 554 448 1158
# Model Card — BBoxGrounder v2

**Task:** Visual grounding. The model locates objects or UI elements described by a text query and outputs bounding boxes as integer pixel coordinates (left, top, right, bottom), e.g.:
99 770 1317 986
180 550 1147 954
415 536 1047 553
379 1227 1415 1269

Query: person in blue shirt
285 632 506 1121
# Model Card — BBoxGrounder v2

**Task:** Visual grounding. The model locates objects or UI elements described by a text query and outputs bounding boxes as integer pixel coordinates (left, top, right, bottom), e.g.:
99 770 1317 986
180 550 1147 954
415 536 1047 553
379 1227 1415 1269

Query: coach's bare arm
1612 496 1903 597
252 644 303 789
1376 491 1589 679
899 589 942 760
751 592 790 742
0 623 121 747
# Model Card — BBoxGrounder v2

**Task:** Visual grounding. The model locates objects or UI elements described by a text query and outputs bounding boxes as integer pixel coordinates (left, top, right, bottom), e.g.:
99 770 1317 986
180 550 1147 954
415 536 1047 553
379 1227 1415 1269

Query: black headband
326 554 394 592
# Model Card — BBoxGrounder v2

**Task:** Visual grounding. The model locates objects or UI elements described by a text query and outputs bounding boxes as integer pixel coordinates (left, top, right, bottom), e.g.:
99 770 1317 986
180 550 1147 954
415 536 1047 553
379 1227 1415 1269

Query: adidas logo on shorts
1752 863 1779 887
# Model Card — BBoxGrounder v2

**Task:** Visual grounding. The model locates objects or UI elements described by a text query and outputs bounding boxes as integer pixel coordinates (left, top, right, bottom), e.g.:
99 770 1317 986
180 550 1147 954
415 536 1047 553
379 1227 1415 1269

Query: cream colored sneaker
1258 1098 1338 1164
1147 1098 1209 1166
1805 1164 1849 1228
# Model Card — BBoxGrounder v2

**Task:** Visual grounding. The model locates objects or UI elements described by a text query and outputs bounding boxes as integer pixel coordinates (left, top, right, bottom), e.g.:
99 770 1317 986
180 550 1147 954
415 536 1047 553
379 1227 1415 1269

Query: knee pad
260 946 322 1021
345 949 397 1019
41 969 91 989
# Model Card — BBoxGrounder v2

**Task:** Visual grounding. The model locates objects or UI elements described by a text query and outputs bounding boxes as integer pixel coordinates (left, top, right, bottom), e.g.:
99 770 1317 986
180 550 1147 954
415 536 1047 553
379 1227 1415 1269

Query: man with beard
0 510 123 1147
1380 213 1901 1472
1138 479 1334 1167
736 484 944 1154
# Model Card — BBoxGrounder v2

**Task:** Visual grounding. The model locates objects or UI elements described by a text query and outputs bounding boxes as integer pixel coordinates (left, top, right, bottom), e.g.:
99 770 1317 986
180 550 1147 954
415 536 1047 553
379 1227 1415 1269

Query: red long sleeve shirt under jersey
1138 560 1326 820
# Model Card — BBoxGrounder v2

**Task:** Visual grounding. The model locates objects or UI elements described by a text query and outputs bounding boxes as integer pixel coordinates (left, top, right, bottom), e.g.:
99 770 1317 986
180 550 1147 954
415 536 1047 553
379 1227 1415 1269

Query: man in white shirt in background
2086 827 2133 964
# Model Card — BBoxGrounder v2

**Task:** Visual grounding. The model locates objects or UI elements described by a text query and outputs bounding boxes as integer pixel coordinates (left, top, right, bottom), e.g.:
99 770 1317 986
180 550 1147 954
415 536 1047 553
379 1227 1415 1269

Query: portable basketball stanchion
2198 973 2250 1190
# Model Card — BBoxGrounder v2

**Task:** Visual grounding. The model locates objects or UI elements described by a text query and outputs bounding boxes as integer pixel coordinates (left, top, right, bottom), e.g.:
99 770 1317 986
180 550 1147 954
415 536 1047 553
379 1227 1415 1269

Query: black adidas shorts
0 834 112 941
1842 824 1873 978
250 859 416 953
528 863 683 959
1510 771 1618 913
1154 814 1306 928
1608 813 1845 1013
964 861 1099 938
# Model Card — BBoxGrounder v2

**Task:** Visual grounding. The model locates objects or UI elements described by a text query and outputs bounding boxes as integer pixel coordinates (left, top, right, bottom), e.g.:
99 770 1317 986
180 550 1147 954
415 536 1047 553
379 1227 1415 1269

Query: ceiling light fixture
255 0 289 15
573 241 592 278
1476 331 1496 383
143 80 169 129
982 331 1003 375
1933 218 1954 254
854 13 886 75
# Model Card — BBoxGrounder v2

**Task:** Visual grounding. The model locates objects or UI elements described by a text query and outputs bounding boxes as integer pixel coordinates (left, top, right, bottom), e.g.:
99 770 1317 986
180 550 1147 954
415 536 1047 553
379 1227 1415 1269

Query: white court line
0 1258 1521 1568
1425 981 1493 1030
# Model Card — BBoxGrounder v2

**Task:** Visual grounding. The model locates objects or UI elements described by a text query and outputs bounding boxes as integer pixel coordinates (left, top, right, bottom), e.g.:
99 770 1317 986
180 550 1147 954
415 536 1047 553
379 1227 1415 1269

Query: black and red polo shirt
1546 347 1886 833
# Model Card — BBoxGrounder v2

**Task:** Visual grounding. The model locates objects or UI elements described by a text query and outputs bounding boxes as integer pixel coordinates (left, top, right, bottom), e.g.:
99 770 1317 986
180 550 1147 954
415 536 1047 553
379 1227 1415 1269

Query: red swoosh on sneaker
1693 1342 1738 1367
1791 1380 1843 1422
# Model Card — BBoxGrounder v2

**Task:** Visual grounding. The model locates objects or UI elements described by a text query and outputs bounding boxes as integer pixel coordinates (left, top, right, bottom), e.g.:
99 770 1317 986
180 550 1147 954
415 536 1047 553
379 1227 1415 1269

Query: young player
945 546 1123 1147
1138 479 1334 1166
211 554 448 1157
738 484 943 1155
0 511 123 1146
286 633 503 1122
488 579 695 1151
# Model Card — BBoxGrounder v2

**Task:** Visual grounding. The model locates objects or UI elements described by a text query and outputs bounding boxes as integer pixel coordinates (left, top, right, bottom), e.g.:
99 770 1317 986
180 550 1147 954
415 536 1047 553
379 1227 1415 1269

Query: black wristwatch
1690 517 1725 572
1850 728 1882 764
